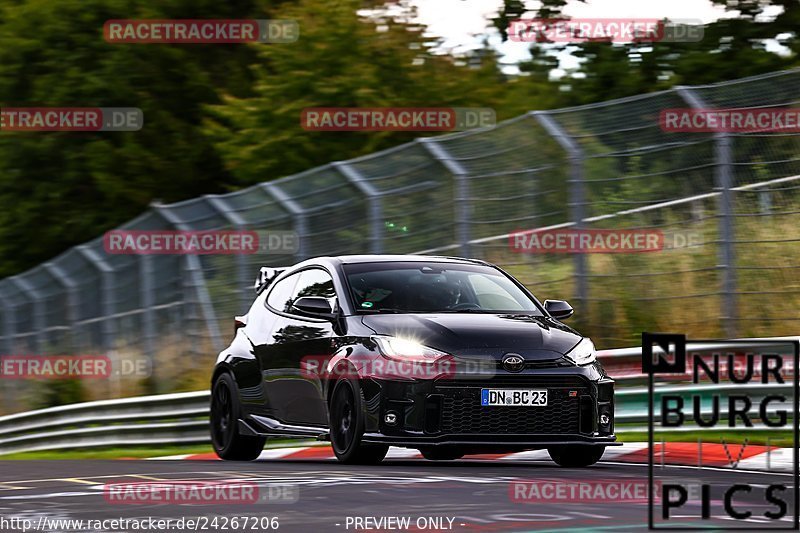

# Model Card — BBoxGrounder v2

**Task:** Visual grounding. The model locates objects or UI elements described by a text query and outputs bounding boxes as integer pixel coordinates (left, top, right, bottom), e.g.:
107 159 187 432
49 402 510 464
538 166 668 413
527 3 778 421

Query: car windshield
343 262 543 315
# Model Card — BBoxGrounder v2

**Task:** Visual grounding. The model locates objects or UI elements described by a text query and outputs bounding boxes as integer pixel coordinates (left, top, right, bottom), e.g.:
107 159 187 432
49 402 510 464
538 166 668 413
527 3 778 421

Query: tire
420 447 465 461
210 372 265 461
329 378 388 465
547 445 605 467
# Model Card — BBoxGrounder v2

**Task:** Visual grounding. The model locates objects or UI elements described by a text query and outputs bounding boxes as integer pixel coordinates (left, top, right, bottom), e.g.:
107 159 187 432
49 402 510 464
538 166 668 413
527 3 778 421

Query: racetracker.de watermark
300 355 497 381
1 516 280 532
509 228 702 254
510 479 680 503
1 356 109 380
0 355 150 380
103 481 298 505
300 107 496 132
104 19 298 43
508 18 704 43
1 108 142 132
661 108 800 133
103 230 298 255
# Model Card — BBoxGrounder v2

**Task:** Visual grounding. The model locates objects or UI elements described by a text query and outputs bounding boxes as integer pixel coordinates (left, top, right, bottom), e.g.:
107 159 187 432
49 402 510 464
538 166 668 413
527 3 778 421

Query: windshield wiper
438 309 544 314
437 308 490 313
360 308 538 314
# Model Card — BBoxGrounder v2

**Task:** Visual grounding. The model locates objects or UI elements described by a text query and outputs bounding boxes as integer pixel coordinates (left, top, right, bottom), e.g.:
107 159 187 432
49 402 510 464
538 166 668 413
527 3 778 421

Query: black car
210 255 618 465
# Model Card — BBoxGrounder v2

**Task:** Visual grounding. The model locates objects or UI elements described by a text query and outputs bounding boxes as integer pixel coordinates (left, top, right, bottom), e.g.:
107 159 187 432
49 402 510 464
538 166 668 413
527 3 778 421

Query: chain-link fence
1 68 799 405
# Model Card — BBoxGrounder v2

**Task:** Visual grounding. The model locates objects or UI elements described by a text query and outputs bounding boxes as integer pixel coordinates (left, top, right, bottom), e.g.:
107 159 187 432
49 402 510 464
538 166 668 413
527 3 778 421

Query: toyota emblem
501 353 525 373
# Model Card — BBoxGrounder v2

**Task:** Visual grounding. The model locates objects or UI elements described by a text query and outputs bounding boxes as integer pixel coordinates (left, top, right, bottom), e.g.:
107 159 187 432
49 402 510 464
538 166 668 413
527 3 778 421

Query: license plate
481 388 547 406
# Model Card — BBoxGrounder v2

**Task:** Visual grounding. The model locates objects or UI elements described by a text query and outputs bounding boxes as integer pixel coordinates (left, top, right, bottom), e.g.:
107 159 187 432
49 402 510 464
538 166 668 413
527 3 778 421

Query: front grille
434 379 587 435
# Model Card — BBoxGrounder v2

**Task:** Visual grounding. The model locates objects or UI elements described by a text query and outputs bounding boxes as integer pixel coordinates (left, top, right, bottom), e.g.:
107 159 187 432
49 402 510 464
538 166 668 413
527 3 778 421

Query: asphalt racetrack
0 454 793 533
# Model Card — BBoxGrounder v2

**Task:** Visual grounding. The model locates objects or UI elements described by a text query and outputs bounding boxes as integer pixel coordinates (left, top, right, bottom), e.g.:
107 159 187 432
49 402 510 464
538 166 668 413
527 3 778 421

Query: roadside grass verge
617 429 793 447
0 438 320 460
0 445 216 460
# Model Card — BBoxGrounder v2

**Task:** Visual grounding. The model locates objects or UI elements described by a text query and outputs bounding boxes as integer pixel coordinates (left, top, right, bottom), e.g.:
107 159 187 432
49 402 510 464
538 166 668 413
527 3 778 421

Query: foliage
0 0 797 280
0 0 280 276
206 0 508 187
502 0 799 103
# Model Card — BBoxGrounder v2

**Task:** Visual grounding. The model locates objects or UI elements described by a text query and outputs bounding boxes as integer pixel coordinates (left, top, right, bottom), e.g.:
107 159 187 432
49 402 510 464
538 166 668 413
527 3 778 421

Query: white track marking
735 447 794 472
385 447 422 459
147 454 191 460
256 447 320 460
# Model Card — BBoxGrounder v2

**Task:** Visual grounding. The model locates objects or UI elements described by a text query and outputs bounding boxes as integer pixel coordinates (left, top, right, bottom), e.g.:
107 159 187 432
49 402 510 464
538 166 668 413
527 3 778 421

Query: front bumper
360 365 618 450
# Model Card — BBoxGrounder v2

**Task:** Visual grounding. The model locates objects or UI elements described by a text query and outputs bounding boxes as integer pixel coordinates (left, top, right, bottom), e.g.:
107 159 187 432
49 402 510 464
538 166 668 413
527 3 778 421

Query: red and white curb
150 442 793 472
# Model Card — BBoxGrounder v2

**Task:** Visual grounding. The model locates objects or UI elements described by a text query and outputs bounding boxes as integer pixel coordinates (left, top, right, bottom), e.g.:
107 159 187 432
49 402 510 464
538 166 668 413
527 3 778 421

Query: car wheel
419 447 465 461
210 372 265 461
547 445 605 467
329 378 388 465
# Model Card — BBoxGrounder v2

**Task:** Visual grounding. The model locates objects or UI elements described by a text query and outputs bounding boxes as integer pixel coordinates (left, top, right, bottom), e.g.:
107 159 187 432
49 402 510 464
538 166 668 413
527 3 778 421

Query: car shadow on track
243 458 621 470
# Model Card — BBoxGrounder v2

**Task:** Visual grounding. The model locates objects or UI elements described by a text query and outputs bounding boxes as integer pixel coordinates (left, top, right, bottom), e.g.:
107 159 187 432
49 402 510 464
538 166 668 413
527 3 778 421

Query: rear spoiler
254 266 286 294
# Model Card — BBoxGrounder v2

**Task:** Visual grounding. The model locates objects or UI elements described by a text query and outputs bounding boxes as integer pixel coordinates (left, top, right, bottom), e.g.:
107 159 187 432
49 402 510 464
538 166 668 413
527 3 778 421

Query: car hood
360 313 583 361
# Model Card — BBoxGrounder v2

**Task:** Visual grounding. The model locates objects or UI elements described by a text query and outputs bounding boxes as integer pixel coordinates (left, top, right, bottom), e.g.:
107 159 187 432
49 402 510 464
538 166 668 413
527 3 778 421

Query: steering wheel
448 302 482 310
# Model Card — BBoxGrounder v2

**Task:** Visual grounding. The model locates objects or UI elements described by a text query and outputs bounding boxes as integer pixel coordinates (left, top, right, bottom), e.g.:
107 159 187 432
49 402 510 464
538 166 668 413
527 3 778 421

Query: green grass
618 430 794 447
0 445 216 460
0 438 320 460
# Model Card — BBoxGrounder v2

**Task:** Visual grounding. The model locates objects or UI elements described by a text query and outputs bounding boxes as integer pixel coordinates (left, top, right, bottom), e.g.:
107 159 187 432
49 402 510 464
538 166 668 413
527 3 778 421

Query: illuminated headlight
372 336 449 362
565 338 596 366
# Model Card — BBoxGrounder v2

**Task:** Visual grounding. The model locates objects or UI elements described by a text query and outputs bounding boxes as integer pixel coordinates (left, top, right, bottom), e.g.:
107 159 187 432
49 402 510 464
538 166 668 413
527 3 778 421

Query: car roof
262 255 493 281
331 254 490 266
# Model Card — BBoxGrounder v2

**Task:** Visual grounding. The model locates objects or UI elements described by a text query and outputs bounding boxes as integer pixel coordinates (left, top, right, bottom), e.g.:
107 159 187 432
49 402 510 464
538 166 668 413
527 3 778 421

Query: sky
407 0 781 73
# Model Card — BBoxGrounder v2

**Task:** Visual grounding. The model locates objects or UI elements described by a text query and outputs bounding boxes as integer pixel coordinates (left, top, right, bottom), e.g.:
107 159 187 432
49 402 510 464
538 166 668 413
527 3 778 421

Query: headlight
565 338 596 366
372 336 449 362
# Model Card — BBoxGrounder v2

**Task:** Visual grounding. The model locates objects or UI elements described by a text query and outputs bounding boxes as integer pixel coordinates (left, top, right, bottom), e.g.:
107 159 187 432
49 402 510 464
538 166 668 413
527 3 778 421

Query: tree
206 0 507 186
495 0 799 103
0 0 283 277
0 0 512 276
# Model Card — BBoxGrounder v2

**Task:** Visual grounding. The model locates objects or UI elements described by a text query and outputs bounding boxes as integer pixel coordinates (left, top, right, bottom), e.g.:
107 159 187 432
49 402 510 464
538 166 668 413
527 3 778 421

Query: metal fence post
152 205 226 357
43 262 79 352
139 253 156 379
204 195 252 310
262 183 308 261
0 288 12 415
77 245 117 354
0 288 14 354
677 87 738 337
759 187 772 215
333 162 384 254
420 138 472 257
532 111 589 310
10 276 46 353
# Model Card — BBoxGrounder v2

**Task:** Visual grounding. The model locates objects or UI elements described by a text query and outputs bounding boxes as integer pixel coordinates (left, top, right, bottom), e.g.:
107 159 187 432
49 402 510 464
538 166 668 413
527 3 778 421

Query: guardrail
0 338 795 455
0 391 210 455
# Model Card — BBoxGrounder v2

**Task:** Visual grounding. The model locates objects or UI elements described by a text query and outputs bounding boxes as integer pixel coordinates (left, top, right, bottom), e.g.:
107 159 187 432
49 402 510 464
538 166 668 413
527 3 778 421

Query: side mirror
544 299 574 320
292 296 335 319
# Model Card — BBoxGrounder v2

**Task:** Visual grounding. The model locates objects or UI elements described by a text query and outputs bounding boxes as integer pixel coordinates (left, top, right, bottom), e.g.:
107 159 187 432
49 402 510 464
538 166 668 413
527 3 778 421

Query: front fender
322 342 385 432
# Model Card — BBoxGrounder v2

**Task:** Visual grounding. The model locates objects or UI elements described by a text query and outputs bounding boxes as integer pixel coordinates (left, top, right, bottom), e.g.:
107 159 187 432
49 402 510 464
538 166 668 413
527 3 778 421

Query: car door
241 271 301 418
261 267 337 427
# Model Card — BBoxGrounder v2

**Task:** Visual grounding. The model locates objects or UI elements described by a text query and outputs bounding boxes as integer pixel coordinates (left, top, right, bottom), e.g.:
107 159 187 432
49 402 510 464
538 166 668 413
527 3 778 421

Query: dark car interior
347 266 529 313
